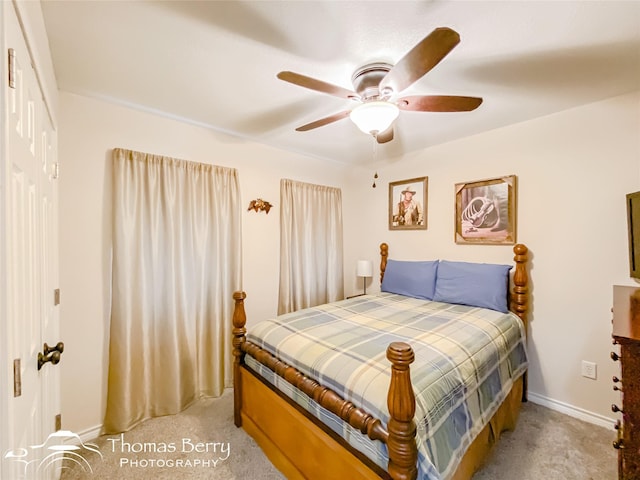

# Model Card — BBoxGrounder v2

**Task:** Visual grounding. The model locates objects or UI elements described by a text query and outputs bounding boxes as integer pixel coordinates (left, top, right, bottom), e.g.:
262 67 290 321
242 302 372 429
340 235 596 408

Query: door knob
38 342 64 370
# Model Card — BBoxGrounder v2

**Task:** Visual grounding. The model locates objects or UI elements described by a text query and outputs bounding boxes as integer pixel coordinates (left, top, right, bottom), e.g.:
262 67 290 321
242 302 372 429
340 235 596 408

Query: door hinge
52 162 59 180
13 359 21 397
54 288 60 305
8 48 16 89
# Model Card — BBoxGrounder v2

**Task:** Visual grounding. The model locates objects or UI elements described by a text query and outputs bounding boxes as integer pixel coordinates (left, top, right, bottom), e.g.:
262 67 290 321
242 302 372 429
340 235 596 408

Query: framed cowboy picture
389 177 428 230
455 175 517 244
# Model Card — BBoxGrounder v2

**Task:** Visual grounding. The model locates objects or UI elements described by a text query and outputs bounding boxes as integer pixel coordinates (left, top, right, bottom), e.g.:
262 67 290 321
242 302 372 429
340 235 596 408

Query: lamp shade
356 260 373 278
349 101 400 135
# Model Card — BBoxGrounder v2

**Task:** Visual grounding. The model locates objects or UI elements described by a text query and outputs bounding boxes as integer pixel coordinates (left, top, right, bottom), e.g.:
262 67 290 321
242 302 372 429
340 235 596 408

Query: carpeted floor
59 389 617 479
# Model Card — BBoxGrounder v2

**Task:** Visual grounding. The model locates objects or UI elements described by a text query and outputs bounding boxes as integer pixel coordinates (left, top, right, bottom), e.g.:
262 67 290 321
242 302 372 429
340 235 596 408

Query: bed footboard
232 291 247 428
232 292 419 480
386 342 418 480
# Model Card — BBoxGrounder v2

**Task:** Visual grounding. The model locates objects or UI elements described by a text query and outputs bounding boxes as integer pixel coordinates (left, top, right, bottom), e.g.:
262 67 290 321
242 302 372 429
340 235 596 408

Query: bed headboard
379 242 530 327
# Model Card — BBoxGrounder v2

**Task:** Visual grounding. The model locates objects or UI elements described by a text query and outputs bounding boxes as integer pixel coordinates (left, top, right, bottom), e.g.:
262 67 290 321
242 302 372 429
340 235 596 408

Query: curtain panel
278 178 344 314
104 148 241 434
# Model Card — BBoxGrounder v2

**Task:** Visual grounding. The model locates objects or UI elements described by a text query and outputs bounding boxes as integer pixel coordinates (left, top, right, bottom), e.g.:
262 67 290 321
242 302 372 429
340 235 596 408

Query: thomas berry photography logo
4 431 231 475
3 430 102 478
108 434 231 469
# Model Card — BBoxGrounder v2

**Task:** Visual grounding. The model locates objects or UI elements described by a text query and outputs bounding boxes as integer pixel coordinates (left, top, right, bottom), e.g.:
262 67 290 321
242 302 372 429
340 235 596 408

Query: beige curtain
278 179 344 314
104 148 241 434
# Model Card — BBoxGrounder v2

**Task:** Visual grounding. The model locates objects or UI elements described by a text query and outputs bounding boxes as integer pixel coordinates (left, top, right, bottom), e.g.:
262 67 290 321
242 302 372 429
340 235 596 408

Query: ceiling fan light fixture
349 101 399 136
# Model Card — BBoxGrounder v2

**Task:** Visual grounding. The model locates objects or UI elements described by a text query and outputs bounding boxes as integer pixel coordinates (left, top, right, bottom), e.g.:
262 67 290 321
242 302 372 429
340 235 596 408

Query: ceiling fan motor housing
351 63 393 101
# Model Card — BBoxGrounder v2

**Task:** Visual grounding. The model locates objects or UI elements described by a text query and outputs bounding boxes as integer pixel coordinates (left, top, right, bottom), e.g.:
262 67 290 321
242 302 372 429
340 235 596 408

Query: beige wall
57 92 351 435
59 89 640 435
342 91 640 425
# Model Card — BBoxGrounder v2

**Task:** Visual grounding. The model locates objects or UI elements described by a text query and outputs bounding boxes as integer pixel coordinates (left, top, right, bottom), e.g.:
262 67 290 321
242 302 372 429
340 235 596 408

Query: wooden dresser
612 285 640 479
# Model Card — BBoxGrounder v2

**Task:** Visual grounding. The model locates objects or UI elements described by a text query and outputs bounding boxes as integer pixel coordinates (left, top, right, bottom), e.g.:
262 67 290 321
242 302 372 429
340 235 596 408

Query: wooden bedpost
386 342 418 480
232 291 247 427
380 242 389 284
510 244 529 401
510 244 529 328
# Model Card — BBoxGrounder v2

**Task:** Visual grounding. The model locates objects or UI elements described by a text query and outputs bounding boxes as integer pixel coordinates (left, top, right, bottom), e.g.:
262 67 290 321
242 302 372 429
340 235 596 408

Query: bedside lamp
356 260 373 295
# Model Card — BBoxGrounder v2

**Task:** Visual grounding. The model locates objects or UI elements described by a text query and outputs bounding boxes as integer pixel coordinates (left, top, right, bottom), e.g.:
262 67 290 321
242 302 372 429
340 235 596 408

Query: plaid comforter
245 292 528 480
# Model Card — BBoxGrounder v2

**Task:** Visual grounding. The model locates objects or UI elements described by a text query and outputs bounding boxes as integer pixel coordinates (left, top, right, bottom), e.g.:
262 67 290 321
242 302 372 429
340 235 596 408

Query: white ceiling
40 0 640 166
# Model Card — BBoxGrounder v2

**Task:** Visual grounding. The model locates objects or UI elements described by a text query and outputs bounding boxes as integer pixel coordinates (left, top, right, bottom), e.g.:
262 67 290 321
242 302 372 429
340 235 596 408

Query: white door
2 2 61 479
38 102 61 480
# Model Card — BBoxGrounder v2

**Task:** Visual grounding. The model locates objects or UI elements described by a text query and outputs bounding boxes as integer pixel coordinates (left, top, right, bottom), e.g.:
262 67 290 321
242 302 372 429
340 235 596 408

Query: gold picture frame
389 177 428 230
455 175 516 244
626 191 640 278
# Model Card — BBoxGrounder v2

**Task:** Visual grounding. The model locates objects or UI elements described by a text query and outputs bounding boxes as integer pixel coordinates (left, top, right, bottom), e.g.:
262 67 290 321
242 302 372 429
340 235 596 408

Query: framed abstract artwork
455 175 517 244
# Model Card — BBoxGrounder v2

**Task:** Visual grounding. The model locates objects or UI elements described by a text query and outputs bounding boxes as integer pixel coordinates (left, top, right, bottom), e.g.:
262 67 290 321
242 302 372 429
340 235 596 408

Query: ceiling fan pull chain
372 134 378 188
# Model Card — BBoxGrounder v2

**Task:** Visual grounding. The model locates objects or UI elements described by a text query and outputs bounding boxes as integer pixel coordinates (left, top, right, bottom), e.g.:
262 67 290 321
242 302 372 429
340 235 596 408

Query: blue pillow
433 260 512 313
381 259 439 300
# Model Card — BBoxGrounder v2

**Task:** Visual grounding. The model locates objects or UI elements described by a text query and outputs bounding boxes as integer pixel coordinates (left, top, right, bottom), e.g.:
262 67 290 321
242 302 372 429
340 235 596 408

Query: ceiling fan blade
376 127 394 144
295 110 352 131
277 71 358 100
379 27 461 95
397 95 483 112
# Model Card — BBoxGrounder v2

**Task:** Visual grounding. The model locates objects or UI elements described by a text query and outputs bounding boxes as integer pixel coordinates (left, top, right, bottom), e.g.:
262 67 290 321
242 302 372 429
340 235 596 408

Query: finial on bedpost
511 244 529 327
380 243 389 284
232 291 247 427
386 342 418 480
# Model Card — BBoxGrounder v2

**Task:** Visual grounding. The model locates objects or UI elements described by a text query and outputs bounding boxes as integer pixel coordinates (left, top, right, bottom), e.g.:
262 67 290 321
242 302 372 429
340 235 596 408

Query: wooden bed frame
232 243 529 480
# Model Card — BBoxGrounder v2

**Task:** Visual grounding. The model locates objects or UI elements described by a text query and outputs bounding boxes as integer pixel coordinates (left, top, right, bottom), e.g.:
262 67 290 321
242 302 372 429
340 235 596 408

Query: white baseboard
527 391 615 429
73 424 103 444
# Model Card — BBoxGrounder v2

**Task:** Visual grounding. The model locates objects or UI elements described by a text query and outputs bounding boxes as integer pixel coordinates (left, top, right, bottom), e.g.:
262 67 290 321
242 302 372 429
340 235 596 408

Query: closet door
2 2 60 479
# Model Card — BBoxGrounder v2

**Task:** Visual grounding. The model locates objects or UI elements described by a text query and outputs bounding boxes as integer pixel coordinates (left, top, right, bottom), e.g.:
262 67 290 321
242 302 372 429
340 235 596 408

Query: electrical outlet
581 360 597 380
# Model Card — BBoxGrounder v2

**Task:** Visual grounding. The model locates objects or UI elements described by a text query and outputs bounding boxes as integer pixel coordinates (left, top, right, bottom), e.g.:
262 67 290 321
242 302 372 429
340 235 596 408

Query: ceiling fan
277 27 482 144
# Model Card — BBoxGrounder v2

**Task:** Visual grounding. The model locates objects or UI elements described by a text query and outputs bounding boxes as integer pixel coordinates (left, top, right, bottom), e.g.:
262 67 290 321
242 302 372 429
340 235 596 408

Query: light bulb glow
349 101 399 135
